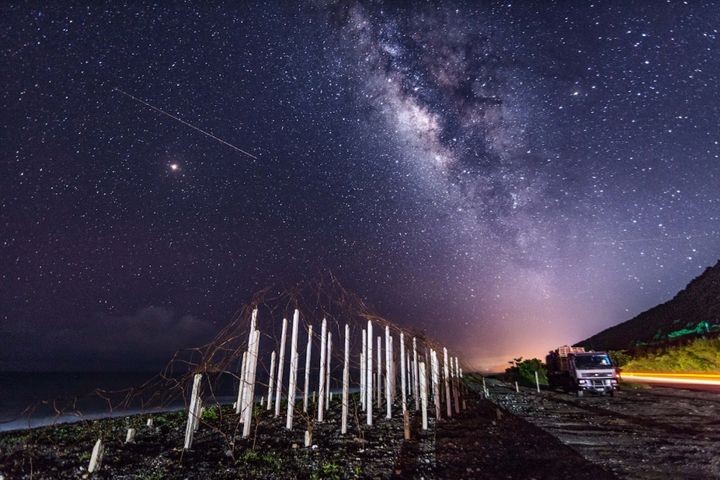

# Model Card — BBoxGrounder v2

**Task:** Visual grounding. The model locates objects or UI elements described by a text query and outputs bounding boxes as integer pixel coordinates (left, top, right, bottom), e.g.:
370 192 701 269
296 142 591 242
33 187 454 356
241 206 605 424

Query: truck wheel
609 390 615 397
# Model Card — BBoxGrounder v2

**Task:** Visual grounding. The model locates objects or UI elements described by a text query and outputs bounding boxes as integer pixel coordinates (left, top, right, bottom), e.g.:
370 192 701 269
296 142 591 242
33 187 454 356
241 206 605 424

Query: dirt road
484 379 720 479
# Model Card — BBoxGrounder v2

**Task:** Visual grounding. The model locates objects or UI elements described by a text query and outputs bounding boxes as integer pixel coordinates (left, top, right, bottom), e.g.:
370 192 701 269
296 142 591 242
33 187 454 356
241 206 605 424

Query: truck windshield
573 354 613 369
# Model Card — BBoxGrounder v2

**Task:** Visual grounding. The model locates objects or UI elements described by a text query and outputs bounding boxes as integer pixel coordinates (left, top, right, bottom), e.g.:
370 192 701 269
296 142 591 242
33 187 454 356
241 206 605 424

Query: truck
546 345 618 396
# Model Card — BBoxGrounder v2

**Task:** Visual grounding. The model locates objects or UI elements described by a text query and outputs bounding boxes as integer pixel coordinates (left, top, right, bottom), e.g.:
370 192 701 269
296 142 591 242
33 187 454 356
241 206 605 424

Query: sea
0 372 191 432
0 372 354 432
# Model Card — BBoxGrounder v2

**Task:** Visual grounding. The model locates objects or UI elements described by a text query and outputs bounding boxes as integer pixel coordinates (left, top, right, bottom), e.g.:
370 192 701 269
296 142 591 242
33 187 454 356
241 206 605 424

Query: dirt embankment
0 389 617 479
486 379 720 479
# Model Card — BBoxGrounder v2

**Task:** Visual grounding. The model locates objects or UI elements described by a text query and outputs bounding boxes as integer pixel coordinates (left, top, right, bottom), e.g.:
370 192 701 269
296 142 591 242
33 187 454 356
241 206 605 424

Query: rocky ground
485 378 720 479
0 388 615 479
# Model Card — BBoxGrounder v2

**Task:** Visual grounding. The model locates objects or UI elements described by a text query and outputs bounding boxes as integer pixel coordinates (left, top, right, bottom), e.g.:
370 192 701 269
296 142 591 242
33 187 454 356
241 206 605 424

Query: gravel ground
0 388 617 479
485 378 720 479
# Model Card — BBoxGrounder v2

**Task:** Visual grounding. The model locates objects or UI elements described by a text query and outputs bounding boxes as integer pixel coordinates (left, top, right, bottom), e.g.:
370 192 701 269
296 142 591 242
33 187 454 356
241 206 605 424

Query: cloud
2 307 216 371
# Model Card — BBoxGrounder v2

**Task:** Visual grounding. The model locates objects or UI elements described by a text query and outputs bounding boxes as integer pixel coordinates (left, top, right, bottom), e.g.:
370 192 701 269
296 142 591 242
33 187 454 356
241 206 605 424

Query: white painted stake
88 438 104 473
360 328 366 410
535 371 541 393
419 362 428 430
274 317 288 417
125 428 135 443
267 350 276 411
413 338 419 411
452 356 460 414
304 430 312 447
242 328 260 438
303 325 313 413
431 350 441 420
389 337 395 400
400 333 407 412
184 373 202 449
366 320 373 426
443 347 452 418
236 352 247 415
376 335 382 409
385 326 392 419
325 331 332 409
318 318 327 422
341 324 350 434
240 309 259 421
146 418 153 427
515 381 519 393
286 309 300 430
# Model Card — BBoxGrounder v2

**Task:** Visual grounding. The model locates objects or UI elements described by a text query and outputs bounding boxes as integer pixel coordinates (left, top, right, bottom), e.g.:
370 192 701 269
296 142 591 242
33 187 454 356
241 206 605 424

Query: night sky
2 1 719 371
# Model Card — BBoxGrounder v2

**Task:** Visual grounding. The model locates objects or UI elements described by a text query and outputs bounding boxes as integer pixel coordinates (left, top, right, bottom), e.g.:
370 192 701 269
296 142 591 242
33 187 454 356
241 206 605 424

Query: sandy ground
486 379 720 479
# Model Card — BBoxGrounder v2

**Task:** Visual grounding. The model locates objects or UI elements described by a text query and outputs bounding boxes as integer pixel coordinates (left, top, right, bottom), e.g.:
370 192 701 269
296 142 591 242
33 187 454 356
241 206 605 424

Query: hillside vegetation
578 260 720 350
623 337 720 373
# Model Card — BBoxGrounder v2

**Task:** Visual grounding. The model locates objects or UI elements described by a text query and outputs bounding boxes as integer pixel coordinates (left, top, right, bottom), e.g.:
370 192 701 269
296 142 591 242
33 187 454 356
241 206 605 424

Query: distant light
170 163 179 171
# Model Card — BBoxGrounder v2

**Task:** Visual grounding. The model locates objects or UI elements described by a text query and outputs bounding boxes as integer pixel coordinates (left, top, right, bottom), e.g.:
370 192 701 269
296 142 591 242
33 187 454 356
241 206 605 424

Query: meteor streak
114 88 258 160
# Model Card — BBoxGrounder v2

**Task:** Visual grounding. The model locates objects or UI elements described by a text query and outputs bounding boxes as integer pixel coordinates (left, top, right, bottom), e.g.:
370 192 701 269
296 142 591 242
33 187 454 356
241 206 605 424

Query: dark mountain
577 260 720 351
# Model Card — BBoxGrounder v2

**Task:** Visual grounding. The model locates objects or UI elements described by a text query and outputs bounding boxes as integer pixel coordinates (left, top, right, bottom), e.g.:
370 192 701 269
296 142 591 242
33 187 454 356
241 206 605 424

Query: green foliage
319 462 342 480
201 405 219 422
505 357 548 386
235 449 284 469
609 350 632 367
625 337 720 372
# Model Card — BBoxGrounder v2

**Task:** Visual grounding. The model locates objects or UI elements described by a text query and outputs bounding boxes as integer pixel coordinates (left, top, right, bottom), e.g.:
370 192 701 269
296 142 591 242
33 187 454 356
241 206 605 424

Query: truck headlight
578 379 588 385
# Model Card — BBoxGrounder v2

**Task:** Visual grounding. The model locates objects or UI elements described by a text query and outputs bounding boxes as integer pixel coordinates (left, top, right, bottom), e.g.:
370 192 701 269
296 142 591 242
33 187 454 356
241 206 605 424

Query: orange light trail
621 371 720 386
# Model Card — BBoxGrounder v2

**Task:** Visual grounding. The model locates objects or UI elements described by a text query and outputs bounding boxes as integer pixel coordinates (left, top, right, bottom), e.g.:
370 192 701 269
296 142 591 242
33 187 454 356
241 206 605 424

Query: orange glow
621 371 720 386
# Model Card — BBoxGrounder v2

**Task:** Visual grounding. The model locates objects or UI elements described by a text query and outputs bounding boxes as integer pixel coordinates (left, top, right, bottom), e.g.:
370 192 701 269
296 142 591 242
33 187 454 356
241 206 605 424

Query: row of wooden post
182 308 465 449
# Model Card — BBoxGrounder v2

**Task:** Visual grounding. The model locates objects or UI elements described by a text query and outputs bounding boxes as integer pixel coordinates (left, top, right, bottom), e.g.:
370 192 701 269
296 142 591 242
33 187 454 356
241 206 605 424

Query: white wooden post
341 323 350 434
146 418 153 427
431 350 441 420
325 331 332 409
274 317 288 417
184 373 202 449
376 335 382 409
240 309 258 420
385 326 392 419
318 318 327 421
286 309 300 429
452 356 460 414
267 350 276 411
88 438 104 473
242 328 260 438
413 338 419 411
535 371 541 393
400 332 407 412
366 320 373 426
443 347 452 418
419 362 428 430
515 381 519 393
389 336 395 400
303 325 313 413
236 352 247 415
125 428 135 443
360 328 366 410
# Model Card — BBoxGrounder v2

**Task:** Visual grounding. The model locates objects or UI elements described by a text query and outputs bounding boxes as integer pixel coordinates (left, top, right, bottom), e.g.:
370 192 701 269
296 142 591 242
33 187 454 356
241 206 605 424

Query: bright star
170 163 179 171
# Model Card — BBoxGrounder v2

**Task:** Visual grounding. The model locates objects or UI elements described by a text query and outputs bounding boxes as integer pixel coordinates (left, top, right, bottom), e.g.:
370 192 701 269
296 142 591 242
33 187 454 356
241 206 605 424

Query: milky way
2 1 719 370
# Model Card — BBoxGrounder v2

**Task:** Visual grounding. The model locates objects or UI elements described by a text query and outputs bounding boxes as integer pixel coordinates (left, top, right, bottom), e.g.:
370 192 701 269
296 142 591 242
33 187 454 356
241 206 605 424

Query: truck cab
568 352 617 396
547 346 618 396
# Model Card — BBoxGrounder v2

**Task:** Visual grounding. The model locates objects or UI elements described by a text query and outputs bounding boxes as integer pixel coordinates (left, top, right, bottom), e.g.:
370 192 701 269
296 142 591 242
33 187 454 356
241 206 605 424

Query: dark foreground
487 379 720 479
0 387 613 479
